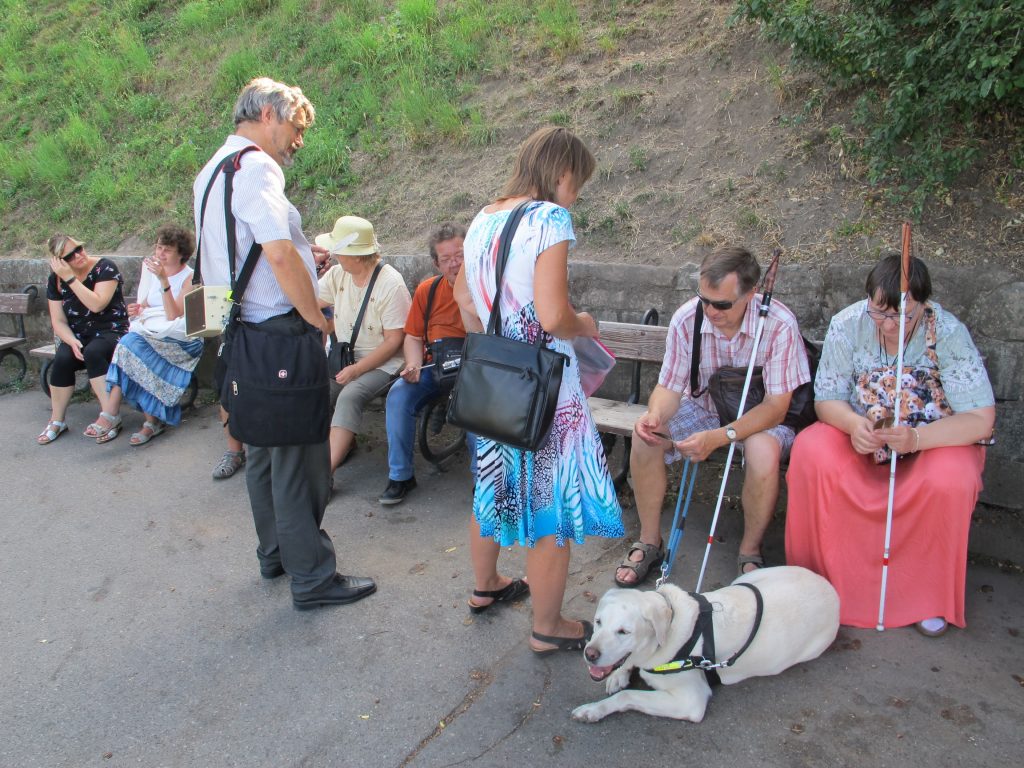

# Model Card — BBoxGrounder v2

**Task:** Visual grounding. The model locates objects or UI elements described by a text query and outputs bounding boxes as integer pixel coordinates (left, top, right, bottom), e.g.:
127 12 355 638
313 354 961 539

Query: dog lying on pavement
571 566 839 722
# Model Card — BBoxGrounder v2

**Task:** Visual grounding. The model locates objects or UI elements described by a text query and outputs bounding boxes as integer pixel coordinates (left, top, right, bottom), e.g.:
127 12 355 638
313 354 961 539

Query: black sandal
531 620 593 656
468 578 530 614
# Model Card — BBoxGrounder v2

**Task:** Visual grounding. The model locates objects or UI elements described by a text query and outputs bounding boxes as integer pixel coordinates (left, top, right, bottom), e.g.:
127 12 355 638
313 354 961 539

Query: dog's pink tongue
588 664 614 681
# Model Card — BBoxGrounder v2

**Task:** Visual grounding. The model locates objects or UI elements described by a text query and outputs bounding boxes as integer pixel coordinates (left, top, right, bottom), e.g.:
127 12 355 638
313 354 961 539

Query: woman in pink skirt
785 254 995 636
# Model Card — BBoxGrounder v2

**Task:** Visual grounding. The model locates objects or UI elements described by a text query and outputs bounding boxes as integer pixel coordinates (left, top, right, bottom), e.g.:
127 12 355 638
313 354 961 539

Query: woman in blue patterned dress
98 225 205 445
454 126 624 654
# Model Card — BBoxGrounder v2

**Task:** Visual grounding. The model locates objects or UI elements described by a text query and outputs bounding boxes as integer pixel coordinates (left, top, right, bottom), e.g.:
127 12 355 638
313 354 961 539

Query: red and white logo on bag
278 369 288 379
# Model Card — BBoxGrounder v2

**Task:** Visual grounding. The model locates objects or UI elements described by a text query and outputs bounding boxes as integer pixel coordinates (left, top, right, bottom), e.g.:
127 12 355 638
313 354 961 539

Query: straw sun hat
314 216 379 256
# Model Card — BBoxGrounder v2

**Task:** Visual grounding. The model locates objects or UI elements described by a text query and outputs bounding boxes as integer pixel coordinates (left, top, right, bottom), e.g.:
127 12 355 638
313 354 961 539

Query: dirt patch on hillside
343 1 1024 276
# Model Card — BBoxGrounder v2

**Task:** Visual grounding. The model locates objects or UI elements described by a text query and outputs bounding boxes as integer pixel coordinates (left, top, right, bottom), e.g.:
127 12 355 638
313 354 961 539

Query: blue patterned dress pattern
463 201 624 547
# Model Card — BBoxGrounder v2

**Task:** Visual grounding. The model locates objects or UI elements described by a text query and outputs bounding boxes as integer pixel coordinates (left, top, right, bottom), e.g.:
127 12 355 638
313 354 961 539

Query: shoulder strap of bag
690 299 704 397
423 274 444 339
485 200 533 337
221 147 265 304
347 262 384 348
193 145 263 287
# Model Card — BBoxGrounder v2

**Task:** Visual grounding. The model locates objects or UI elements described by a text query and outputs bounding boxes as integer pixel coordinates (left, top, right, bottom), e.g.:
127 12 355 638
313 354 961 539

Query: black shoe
260 563 286 579
293 574 377 610
379 476 417 506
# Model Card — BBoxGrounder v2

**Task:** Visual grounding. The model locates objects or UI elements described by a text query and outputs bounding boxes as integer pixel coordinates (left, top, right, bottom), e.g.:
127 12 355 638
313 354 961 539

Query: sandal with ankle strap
531 620 593 656
94 414 123 444
614 541 665 588
737 553 765 578
37 420 68 445
130 420 165 446
468 578 530 614
84 412 118 438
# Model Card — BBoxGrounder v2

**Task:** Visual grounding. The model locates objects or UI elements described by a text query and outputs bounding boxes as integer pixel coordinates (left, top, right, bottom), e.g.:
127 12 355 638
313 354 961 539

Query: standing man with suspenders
193 77 376 609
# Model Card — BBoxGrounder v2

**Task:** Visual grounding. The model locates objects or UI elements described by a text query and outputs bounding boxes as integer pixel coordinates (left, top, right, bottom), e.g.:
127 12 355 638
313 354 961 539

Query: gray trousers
246 439 335 597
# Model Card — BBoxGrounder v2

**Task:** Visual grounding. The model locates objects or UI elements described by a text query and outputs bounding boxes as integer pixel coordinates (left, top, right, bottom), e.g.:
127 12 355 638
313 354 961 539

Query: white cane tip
876 624 885 632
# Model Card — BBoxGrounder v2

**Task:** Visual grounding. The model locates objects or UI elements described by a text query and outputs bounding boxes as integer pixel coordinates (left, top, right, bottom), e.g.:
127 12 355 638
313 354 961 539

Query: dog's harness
645 582 764 686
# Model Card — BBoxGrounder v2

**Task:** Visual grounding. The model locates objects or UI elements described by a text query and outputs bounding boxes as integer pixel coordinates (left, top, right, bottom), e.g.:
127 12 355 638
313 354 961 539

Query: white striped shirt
192 134 317 323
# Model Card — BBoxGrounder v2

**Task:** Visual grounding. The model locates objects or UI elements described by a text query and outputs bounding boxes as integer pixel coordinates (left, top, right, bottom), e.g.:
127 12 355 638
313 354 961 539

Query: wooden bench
0 287 37 387
588 311 668 487
28 294 199 409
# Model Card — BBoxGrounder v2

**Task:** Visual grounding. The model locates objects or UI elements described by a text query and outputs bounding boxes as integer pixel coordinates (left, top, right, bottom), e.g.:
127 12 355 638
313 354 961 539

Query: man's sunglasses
61 245 84 262
696 292 739 311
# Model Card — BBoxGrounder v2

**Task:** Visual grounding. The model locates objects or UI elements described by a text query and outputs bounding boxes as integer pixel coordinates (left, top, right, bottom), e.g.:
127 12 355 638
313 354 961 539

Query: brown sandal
737 553 765 578
614 541 665 588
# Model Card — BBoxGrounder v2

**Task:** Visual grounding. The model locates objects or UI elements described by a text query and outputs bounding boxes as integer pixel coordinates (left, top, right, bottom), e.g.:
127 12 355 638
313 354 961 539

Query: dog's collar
646 582 764 680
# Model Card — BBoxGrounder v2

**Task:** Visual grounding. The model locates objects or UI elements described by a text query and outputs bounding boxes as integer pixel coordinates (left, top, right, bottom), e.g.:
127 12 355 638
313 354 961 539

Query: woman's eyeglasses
865 306 918 322
696 292 739 311
61 245 84 262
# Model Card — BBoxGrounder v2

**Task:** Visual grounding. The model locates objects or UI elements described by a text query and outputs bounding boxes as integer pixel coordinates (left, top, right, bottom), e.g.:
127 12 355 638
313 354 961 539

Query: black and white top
46 258 129 340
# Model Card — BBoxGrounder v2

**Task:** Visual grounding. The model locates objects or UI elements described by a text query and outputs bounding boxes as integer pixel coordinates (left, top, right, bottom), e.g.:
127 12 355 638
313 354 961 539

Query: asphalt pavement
2 389 1021 768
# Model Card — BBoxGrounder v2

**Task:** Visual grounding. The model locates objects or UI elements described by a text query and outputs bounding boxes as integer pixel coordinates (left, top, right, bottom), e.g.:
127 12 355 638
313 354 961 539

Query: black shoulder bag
446 201 568 451
422 275 465 387
327 262 383 378
200 147 330 447
690 300 818 432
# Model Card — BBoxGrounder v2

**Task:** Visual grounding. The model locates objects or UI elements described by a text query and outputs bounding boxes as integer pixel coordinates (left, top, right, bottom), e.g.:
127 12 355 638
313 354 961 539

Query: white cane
877 223 913 631
695 250 782 592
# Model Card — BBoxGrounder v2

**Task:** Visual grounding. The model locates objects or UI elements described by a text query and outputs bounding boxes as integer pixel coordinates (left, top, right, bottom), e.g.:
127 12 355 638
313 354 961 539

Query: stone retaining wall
4 254 1021 514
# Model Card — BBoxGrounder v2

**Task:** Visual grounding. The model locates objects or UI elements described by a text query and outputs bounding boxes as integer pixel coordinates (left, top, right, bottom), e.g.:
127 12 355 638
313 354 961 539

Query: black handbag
327 262 383 378
196 145 330 447
225 312 331 447
446 201 568 451
690 300 818 432
421 274 464 387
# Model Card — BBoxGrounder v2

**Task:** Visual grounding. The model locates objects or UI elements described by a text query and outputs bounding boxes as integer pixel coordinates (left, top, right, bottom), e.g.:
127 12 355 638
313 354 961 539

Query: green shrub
733 0 1024 213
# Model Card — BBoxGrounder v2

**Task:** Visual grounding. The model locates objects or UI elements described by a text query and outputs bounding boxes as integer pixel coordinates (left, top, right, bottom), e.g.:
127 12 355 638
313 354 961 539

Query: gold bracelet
911 427 920 453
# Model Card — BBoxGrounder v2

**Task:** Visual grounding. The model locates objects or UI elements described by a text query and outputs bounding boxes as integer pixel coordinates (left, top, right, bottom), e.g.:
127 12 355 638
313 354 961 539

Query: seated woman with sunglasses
99 225 205 445
38 234 129 444
785 254 995 637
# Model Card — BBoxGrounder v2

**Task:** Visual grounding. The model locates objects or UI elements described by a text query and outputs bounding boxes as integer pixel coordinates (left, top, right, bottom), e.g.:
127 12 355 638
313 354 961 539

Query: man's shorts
663 399 796 465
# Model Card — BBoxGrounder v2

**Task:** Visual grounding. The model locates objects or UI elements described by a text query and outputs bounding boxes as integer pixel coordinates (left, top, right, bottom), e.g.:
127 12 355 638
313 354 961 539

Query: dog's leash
655 459 699 588
646 582 764 684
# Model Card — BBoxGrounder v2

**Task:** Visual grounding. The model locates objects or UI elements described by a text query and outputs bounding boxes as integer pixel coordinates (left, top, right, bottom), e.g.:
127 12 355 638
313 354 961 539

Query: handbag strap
342 261 384 349
193 145 263 289
690 299 705 397
484 200 533 337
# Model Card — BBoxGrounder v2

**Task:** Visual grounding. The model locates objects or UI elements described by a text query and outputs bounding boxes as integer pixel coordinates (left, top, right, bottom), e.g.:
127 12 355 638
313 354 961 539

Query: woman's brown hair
498 126 595 204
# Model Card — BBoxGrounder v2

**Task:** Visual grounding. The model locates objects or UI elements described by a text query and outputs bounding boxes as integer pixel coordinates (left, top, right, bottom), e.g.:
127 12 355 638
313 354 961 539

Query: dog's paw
605 667 630 695
571 702 607 723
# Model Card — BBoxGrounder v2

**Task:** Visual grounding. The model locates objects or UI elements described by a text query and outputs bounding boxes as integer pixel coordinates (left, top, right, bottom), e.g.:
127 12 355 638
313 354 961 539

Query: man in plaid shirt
615 246 811 586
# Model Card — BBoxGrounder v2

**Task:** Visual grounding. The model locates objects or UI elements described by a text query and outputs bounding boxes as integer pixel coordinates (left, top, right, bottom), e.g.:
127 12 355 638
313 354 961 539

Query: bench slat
597 321 668 364
30 344 57 360
588 396 646 437
0 336 25 350
0 293 31 314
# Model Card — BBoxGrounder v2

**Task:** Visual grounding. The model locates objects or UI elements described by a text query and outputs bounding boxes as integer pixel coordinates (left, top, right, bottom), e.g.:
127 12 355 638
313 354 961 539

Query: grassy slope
0 0 576 251
2 0 1022 271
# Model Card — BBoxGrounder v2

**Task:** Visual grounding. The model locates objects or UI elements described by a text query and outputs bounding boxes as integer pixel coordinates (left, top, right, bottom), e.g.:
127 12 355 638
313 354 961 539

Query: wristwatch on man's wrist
725 425 738 442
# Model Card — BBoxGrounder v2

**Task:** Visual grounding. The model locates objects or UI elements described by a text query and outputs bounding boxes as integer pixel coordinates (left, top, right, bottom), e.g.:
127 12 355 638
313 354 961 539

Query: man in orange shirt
380 224 475 505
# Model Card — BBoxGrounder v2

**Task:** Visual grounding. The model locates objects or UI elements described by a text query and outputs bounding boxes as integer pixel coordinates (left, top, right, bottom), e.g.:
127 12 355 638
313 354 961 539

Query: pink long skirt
785 422 985 629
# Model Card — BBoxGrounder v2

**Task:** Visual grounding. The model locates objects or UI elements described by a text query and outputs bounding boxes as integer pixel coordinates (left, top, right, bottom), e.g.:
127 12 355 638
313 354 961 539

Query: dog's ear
640 591 673 648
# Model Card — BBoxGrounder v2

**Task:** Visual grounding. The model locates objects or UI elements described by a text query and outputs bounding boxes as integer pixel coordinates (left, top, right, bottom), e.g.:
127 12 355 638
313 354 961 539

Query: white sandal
37 420 68 445
84 411 119 438
130 420 166 446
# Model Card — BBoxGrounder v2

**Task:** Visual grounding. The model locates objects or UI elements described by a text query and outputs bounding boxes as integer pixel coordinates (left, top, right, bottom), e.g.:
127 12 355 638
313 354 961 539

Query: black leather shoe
292 573 377 610
379 476 417 506
260 563 286 579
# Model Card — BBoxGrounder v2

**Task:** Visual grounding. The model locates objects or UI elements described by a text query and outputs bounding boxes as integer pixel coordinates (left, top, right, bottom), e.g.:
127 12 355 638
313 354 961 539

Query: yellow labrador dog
572 566 839 722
